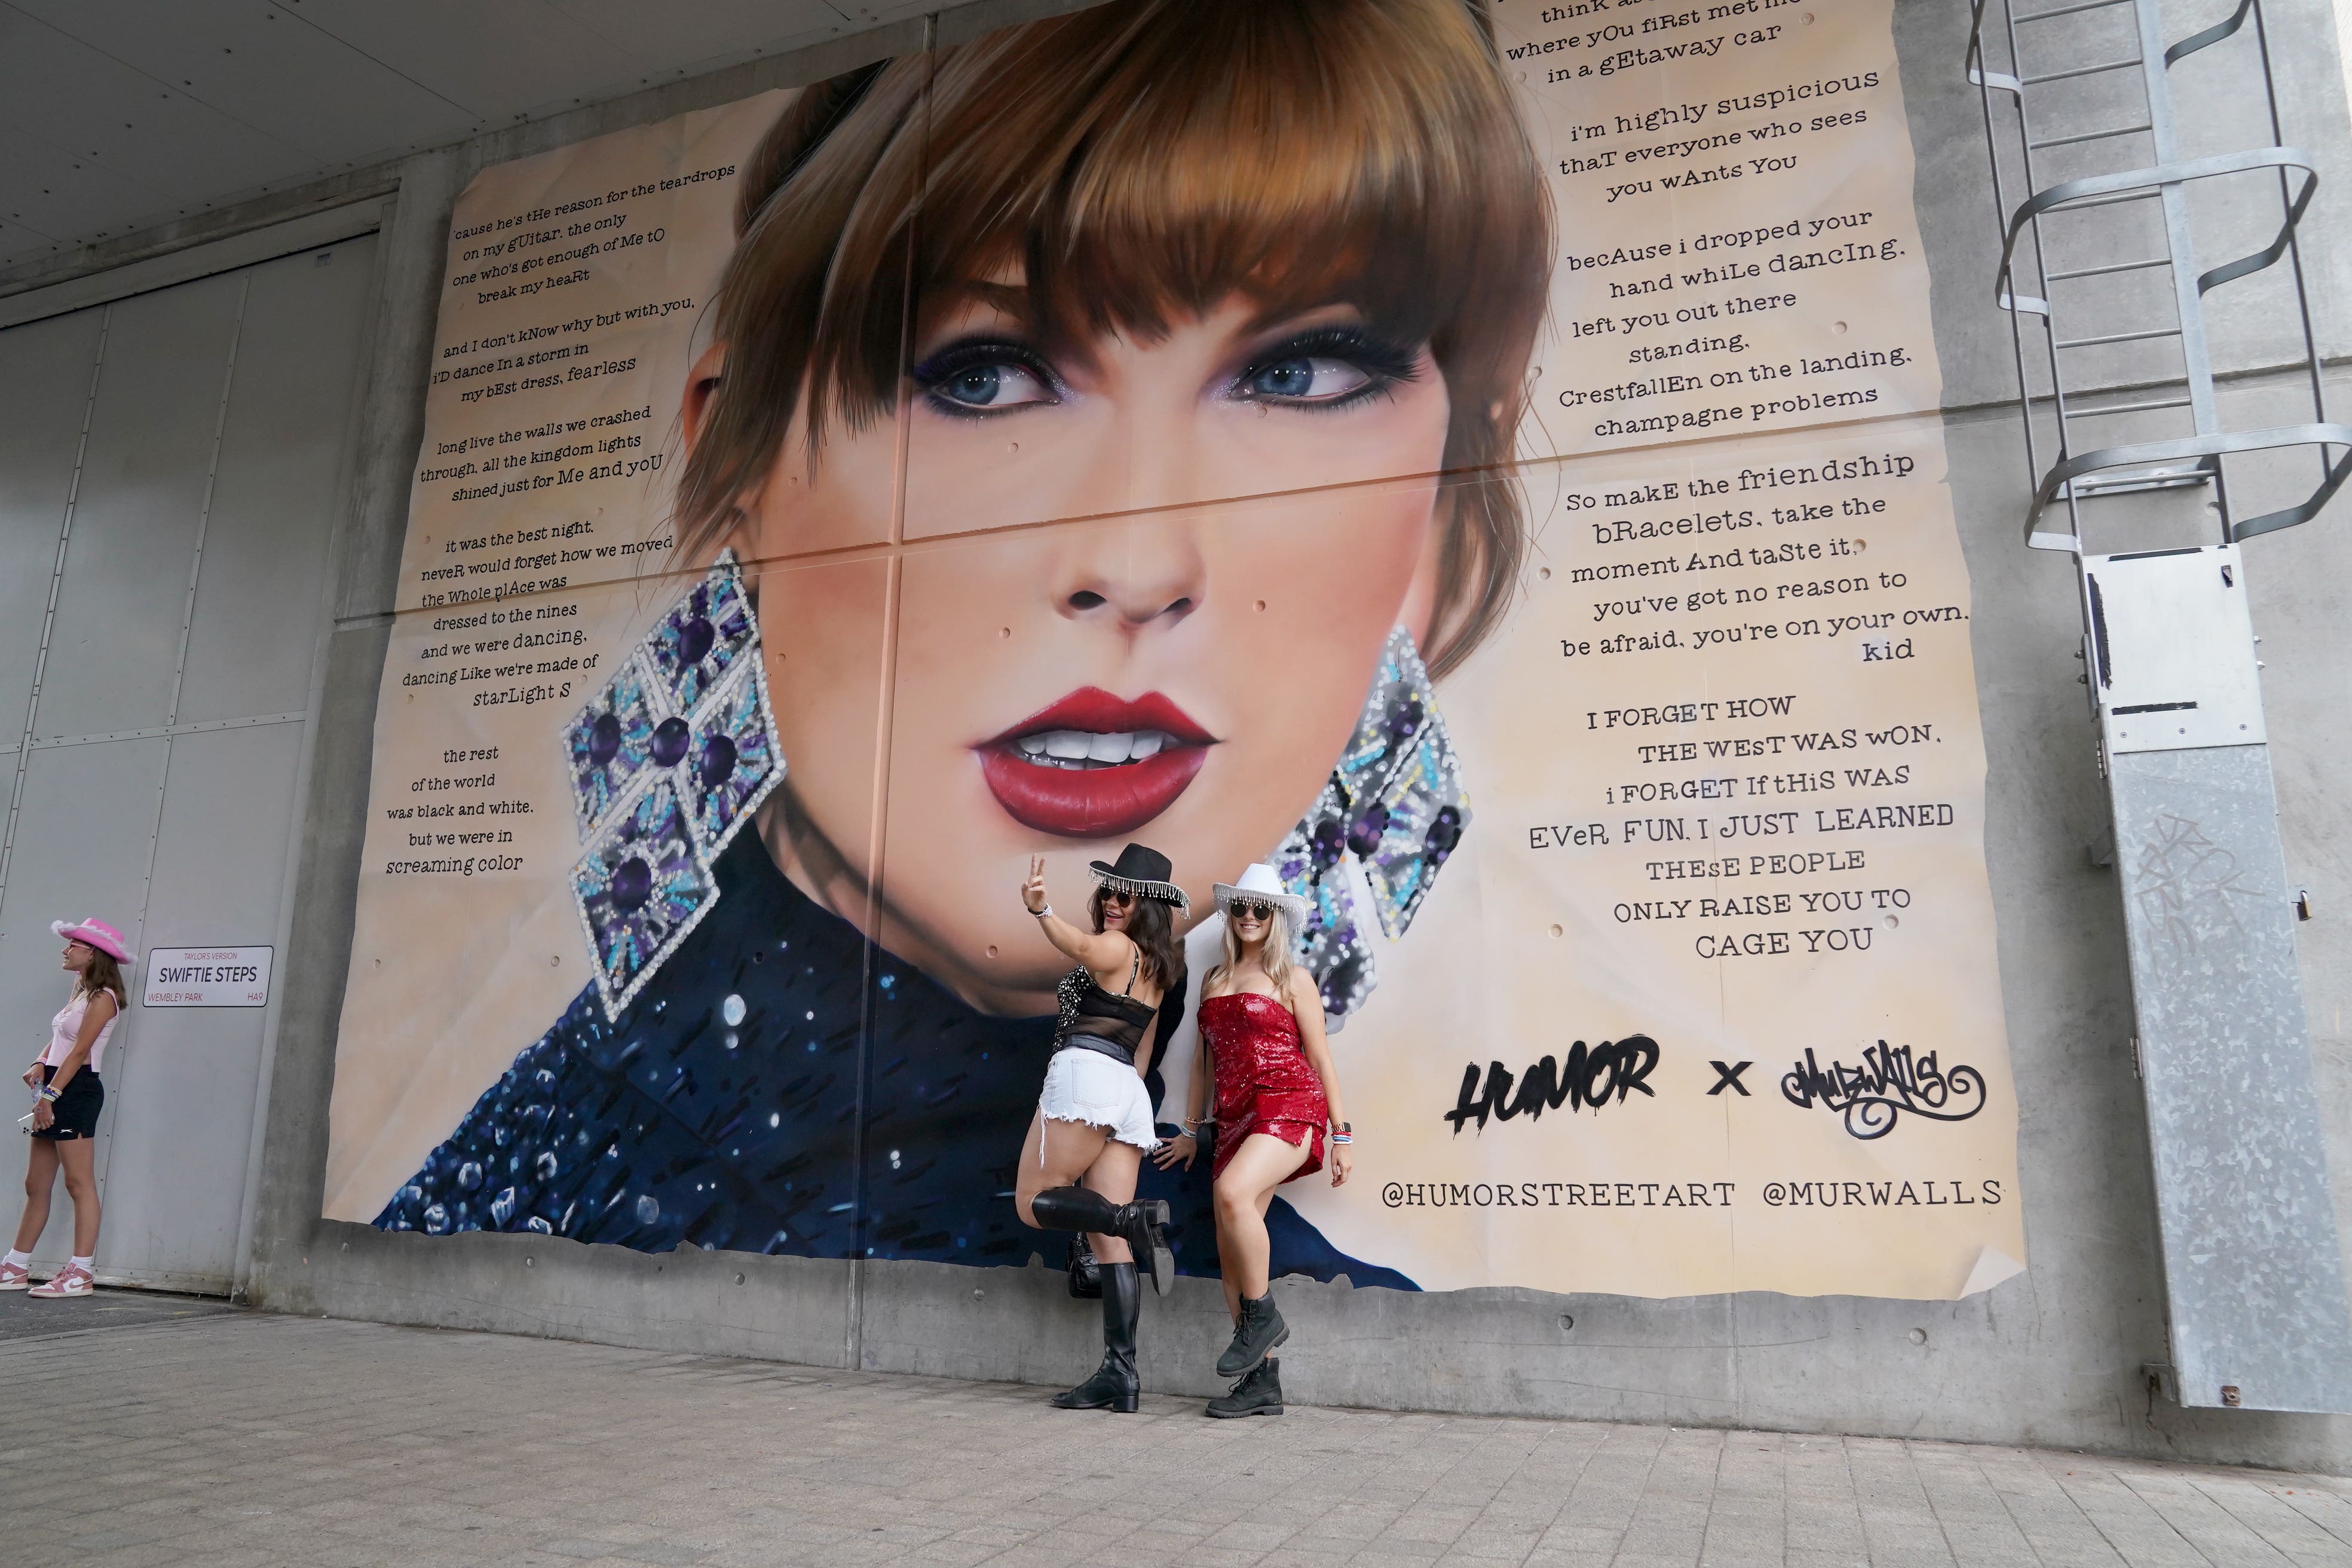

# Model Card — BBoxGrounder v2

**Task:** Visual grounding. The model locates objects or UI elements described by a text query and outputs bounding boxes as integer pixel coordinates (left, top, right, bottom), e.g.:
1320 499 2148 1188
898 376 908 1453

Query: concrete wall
11 0 2352 1473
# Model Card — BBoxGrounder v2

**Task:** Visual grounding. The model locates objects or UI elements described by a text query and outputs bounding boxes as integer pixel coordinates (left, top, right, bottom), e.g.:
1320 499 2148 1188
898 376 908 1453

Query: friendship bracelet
35 1085 60 1102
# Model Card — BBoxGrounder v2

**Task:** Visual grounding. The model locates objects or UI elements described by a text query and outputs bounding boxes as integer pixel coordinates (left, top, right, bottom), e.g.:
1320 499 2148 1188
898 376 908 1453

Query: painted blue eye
932 361 1054 409
1243 356 1371 403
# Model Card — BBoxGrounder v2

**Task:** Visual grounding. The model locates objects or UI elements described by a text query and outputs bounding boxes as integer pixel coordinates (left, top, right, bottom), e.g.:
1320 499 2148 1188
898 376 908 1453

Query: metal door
0 229 378 1293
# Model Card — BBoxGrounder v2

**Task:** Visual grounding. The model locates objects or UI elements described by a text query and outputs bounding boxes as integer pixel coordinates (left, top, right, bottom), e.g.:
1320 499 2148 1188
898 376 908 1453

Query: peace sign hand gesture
1022 855 1049 915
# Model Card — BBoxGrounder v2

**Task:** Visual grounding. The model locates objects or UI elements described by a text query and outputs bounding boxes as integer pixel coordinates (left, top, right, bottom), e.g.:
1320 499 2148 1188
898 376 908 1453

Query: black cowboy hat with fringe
1088 843 1189 911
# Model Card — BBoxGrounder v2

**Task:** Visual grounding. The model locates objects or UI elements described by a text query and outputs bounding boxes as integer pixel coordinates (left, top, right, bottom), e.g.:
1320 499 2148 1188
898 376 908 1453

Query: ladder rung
2045 257 2173 281
2053 326 2182 348
2023 57 2145 85
2014 0 2133 18
2071 396 2194 416
2051 189 2165 215
2029 122 2152 150
2039 370 2189 401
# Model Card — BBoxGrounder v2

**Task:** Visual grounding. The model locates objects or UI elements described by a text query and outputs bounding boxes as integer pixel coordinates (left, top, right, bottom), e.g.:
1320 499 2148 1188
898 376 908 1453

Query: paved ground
2 1296 2347 1568
0 1281 240 1340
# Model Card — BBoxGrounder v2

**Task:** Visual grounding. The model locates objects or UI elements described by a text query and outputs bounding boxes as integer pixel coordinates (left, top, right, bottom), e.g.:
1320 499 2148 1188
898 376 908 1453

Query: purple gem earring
1274 625 1468 1027
564 551 785 1019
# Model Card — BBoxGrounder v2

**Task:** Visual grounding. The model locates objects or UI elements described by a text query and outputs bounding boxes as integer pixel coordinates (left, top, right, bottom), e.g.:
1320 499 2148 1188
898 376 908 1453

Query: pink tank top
43 988 121 1073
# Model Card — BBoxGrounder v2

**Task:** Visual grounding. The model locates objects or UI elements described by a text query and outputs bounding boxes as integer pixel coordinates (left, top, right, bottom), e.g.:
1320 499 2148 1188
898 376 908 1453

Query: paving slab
0 1304 2345 1566
0 1281 239 1340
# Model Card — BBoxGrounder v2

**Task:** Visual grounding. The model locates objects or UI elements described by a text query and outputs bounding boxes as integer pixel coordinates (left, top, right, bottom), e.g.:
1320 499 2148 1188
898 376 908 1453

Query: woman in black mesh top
1012 843 1189 1411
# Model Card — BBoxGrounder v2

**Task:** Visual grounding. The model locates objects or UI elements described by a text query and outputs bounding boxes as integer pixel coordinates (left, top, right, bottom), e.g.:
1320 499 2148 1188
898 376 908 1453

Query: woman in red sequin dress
1160 863 1350 1416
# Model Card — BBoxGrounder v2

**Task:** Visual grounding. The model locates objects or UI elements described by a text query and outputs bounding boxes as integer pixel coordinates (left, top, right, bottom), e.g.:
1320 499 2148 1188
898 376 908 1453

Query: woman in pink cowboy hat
4 917 131 1298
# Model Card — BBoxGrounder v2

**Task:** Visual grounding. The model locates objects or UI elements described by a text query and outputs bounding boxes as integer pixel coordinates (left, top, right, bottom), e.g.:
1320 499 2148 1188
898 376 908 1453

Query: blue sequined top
374 831 1414 1288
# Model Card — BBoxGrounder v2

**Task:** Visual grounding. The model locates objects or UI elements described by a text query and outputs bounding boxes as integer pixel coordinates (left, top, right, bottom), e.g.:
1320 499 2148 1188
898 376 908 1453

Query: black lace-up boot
1206 1355 1284 1418
1052 1260 1140 1412
1215 1289 1288 1377
1026 1186 1174 1296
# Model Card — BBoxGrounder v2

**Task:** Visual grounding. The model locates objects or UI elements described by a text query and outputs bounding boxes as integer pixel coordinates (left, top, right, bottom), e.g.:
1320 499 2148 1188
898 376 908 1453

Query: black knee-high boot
1027 1185 1174 1296
1052 1260 1140 1411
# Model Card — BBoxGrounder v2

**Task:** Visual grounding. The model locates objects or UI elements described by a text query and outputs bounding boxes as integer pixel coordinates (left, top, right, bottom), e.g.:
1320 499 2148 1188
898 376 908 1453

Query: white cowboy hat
1211 863 1310 921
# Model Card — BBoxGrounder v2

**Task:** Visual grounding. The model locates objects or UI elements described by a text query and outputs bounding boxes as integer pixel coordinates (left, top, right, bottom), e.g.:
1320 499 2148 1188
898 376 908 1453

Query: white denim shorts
1037 1046 1158 1151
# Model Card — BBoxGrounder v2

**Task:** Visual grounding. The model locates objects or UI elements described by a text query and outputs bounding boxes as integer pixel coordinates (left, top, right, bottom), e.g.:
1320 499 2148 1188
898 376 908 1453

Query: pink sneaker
27 1262 92 1298
0 1260 26 1291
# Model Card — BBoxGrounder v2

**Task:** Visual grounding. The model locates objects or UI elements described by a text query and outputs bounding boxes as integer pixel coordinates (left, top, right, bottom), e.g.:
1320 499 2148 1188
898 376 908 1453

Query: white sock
2 1250 26 1269
69 1255 92 1272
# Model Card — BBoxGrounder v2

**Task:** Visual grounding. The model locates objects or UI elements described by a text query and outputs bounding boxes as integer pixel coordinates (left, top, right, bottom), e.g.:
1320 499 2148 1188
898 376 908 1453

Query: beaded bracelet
35 1085 60 1102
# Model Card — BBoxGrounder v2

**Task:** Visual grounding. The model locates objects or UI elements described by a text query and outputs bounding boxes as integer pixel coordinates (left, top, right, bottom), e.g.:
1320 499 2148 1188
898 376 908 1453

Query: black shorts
31 1064 102 1141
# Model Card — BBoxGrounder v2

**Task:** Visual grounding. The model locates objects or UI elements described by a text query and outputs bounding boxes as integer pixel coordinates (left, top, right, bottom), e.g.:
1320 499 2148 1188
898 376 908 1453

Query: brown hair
1087 884 1181 993
77 951 125 1010
679 0 1552 675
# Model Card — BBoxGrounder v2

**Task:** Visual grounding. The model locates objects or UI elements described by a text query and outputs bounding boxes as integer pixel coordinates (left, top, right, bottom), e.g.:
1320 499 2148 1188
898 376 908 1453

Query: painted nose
1055 514 1206 632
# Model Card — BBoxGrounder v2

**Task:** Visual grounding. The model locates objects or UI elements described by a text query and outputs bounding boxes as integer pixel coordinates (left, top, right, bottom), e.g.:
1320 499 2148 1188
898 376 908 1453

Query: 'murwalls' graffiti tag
1445 1036 1661 1134
1780 1040 1986 1141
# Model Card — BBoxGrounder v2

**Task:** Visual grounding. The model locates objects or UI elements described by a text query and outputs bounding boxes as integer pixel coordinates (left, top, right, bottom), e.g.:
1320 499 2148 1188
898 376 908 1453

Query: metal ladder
1968 0 2352 1413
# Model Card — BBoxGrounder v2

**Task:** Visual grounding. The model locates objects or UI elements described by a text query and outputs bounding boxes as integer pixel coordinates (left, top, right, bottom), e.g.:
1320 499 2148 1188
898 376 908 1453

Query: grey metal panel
0 307 100 736
177 237 378 726
289 0 640 122
34 272 241 739
10 1 483 170
0 200 386 331
0 738 166 1015
0 8 314 227
2109 743 2352 1413
2085 545 2267 753
102 721 308 1291
0 736 167 1266
0 121 174 265
142 724 305 944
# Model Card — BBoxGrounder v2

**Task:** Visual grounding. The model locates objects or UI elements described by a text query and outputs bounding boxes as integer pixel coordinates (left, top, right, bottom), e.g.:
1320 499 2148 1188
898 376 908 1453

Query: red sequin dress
1199 991 1328 1182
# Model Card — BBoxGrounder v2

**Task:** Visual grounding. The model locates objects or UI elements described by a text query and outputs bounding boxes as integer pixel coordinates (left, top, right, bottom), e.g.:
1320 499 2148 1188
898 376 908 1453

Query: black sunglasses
1227 900 1276 921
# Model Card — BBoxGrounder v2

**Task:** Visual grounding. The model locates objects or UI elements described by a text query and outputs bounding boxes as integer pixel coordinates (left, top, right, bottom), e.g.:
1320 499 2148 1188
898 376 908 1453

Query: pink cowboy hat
51 917 132 964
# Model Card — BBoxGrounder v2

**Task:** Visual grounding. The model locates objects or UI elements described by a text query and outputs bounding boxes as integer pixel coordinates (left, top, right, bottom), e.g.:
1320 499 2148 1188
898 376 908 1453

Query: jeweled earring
563 550 785 1019
1273 625 1468 1027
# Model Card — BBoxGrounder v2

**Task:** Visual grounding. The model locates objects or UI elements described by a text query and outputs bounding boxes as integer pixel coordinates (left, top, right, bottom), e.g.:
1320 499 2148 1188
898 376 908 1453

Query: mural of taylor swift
375 0 1551 1289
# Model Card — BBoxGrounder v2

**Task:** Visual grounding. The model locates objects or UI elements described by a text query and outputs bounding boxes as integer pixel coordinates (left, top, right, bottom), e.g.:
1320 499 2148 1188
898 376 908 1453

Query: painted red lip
977 688 1216 839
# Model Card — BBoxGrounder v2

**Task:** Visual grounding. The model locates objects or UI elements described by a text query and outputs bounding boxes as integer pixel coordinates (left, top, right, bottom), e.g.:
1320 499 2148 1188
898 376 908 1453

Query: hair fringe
677 0 1551 675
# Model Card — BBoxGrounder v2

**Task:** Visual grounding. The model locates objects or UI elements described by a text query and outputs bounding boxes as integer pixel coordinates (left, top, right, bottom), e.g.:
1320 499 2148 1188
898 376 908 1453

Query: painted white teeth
1012 730 1177 768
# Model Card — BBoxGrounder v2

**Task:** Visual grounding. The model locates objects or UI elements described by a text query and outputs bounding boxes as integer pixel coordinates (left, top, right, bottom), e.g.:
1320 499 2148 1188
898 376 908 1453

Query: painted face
722 292 1452 1012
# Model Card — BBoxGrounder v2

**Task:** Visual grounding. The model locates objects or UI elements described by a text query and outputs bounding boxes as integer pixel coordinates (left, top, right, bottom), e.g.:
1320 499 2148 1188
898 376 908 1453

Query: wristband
36 1085 60 1102
1030 904 1053 920
1328 1132 1350 1144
